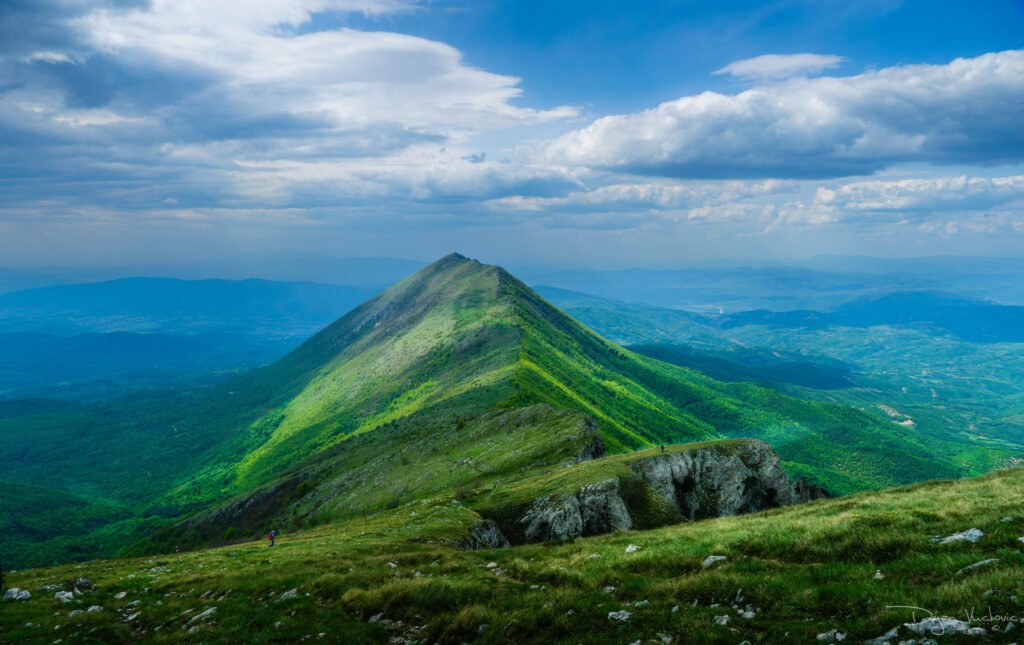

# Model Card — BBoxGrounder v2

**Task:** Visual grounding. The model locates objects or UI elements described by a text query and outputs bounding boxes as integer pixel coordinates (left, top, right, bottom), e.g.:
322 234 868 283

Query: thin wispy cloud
714 53 845 80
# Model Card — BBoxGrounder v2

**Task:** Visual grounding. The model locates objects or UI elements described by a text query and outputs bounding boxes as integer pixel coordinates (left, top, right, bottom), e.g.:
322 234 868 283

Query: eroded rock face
628 440 803 519
518 478 634 543
490 440 825 546
575 430 606 463
577 480 633 535
461 520 511 550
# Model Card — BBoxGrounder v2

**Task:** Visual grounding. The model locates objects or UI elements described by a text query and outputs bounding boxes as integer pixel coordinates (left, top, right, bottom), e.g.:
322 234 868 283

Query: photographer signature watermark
886 604 1020 636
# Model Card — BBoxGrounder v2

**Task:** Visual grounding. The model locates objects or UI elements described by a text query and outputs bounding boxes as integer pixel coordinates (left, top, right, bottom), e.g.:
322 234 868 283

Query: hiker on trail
268 530 277 547
660 444 665 453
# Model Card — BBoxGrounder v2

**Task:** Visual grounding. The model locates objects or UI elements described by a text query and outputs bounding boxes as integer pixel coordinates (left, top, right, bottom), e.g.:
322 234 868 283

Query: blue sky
1 0 1023 272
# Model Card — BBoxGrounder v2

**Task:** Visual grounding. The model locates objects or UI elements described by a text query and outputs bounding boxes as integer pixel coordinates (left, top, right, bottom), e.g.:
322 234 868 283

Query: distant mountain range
0 277 379 337
719 291 1024 343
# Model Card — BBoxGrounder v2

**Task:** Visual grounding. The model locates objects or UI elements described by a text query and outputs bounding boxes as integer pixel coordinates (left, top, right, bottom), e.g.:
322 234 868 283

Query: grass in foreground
3 468 1024 644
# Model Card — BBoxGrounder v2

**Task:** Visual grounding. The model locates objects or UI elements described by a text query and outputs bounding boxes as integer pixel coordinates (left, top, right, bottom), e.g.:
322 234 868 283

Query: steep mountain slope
140 256 1001 552
2 254 1015 569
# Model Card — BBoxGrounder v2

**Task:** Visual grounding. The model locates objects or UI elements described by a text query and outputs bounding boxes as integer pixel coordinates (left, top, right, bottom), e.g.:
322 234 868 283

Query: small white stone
702 555 727 569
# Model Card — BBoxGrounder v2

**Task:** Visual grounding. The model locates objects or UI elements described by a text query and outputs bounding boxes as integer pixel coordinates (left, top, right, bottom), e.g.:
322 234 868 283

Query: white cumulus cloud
546 50 1024 179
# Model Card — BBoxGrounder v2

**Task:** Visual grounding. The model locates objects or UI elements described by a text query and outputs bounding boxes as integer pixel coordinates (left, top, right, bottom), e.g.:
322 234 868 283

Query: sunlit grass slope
4 467 1023 644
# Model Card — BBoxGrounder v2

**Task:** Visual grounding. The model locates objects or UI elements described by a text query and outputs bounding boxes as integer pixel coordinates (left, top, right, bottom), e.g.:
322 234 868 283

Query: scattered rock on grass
713 615 730 626
816 628 846 642
608 610 631 622
702 555 727 569
934 528 984 544
956 558 1000 577
3 588 30 601
72 578 94 591
278 588 299 601
863 626 899 645
625 544 641 554
54 591 74 603
87 606 103 613
186 607 217 627
904 617 975 636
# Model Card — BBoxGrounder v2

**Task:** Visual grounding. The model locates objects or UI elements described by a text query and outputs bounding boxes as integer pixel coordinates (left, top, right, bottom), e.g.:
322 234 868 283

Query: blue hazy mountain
720 291 1024 343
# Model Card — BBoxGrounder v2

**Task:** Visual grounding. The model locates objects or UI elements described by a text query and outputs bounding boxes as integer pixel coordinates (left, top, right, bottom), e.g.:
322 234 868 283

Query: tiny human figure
660 444 665 453
267 530 277 547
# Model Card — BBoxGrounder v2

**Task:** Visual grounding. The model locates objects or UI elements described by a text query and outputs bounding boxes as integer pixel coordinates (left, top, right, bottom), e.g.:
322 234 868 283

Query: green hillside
3 466 1023 644
1 254 1017 569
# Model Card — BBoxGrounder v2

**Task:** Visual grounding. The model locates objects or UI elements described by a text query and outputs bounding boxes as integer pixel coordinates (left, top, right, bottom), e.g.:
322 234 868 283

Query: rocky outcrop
461 520 511 550
627 440 819 519
575 430 606 463
479 439 826 546
518 478 633 543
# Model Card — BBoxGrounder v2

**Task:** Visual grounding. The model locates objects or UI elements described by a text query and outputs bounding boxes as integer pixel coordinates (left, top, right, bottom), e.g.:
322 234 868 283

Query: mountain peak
430 251 476 268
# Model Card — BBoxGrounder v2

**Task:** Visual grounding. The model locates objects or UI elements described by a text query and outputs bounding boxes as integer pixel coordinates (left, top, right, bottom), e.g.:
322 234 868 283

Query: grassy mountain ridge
135 256 1008 555
2 254 1017 569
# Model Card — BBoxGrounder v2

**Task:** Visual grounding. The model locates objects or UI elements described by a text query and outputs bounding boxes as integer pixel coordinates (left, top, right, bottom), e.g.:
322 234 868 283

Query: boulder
3 587 31 601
